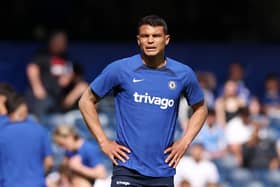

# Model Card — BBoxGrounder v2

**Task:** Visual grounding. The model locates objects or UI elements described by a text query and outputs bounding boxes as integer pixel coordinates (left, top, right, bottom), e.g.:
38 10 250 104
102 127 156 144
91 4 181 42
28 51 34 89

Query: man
0 94 53 187
79 15 208 187
174 143 219 187
195 109 227 160
26 31 73 119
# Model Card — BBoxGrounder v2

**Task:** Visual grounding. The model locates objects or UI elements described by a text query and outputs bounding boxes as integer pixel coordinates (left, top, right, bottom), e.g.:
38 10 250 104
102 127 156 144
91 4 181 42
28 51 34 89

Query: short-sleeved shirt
65 140 102 168
195 123 226 153
90 54 204 177
174 156 219 187
0 120 52 187
0 115 8 130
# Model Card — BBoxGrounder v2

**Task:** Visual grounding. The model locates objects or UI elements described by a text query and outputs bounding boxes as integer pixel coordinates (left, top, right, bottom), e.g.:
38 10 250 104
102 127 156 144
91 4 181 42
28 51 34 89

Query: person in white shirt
174 143 219 187
225 107 254 165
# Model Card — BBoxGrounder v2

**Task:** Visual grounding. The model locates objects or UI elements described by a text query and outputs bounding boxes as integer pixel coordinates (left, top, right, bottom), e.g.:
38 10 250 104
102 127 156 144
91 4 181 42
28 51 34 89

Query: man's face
137 25 170 57
49 33 67 55
55 135 75 151
190 144 204 161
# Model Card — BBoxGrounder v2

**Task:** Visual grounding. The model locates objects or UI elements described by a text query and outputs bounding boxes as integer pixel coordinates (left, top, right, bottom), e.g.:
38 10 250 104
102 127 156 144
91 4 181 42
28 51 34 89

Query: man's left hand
164 138 189 168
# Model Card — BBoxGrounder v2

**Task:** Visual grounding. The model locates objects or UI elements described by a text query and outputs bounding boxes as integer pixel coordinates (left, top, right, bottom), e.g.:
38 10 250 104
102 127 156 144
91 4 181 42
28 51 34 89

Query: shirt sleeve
86 143 102 167
183 68 204 106
90 62 121 98
42 130 53 157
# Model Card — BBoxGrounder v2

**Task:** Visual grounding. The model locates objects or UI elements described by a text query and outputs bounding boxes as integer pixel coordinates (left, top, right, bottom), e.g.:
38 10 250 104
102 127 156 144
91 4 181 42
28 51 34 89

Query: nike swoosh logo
133 78 144 83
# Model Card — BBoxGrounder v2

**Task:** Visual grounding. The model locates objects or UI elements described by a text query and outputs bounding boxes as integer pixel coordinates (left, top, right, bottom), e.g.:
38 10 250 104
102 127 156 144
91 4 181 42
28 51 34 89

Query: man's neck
0 107 7 115
141 53 166 69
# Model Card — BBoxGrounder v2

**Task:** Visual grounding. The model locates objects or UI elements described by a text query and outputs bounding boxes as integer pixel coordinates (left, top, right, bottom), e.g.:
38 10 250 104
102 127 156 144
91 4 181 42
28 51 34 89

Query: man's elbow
78 95 85 111
79 93 89 112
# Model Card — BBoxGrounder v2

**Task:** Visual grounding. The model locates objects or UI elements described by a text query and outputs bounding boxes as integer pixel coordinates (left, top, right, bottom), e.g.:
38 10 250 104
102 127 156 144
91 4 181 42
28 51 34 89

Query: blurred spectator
58 63 88 113
242 125 279 170
0 94 53 187
26 31 73 119
0 83 16 128
195 109 227 160
227 62 251 104
46 165 72 187
178 179 191 187
262 73 280 118
225 107 255 165
52 125 107 187
0 83 15 115
197 71 216 109
174 143 219 187
215 80 246 127
179 72 216 130
249 97 269 127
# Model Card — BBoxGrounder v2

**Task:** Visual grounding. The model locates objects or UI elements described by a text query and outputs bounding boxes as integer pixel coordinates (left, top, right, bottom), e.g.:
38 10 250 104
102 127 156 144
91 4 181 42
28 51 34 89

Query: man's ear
136 35 140 46
165 35 170 46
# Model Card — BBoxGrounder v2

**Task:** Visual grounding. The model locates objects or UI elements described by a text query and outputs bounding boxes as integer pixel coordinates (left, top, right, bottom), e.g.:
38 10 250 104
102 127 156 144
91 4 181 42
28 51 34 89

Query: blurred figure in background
249 96 269 127
52 125 107 187
215 80 246 127
227 62 251 104
58 63 88 113
195 108 227 160
174 143 219 187
179 72 216 131
178 179 191 187
0 94 53 187
242 125 279 170
26 31 73 119
225 107 255 165
262 73 280 118
0 82 16 128
197 71 216 110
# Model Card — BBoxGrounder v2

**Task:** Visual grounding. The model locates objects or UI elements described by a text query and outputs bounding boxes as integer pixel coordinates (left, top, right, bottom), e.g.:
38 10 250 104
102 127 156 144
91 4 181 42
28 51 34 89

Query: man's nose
147 36 154 43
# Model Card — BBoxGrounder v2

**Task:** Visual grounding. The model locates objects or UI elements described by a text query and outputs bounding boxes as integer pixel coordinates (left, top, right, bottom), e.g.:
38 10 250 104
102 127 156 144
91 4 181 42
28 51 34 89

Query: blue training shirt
90 54 204 177
0 115 8 130
0 120 52 187
65 140 102 168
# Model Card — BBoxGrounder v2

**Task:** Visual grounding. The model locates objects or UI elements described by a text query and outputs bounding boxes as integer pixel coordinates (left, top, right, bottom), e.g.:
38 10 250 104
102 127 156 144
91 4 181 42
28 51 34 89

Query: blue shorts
111 166 174 187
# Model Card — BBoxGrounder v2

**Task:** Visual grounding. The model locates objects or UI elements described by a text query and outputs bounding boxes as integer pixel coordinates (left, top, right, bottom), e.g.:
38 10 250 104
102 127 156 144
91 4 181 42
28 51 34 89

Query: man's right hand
100 140 130 165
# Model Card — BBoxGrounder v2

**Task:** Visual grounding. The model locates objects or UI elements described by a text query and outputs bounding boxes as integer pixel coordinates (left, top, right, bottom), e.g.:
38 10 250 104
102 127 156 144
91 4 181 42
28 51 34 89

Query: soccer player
0 94 53 187
79 15 208 187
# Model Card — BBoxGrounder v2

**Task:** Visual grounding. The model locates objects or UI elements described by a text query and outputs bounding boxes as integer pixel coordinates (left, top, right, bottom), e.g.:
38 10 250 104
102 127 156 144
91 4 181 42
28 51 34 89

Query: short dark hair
238 107 250 117
265 73 279 82
0 83 15 97
138 15 168 34
6 94 26 114
207 108 216 116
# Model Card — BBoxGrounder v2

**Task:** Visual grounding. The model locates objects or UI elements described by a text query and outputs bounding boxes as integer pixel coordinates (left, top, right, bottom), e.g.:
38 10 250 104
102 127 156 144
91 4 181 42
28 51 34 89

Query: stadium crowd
0 31 280 187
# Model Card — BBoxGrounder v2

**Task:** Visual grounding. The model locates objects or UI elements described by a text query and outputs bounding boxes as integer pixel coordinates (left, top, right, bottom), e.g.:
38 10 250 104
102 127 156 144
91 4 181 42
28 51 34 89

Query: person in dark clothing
58 63 88 113
242 126 279 170
26 31 73 119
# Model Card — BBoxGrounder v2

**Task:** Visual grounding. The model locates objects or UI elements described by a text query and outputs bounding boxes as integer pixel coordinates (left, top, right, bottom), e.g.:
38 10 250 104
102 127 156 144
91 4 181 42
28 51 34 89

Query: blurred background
1 1 280 187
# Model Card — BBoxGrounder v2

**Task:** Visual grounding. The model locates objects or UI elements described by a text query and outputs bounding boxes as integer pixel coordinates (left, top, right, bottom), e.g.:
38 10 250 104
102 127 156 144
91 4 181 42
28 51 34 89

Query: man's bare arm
26 63 46 99
79 88 130 165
